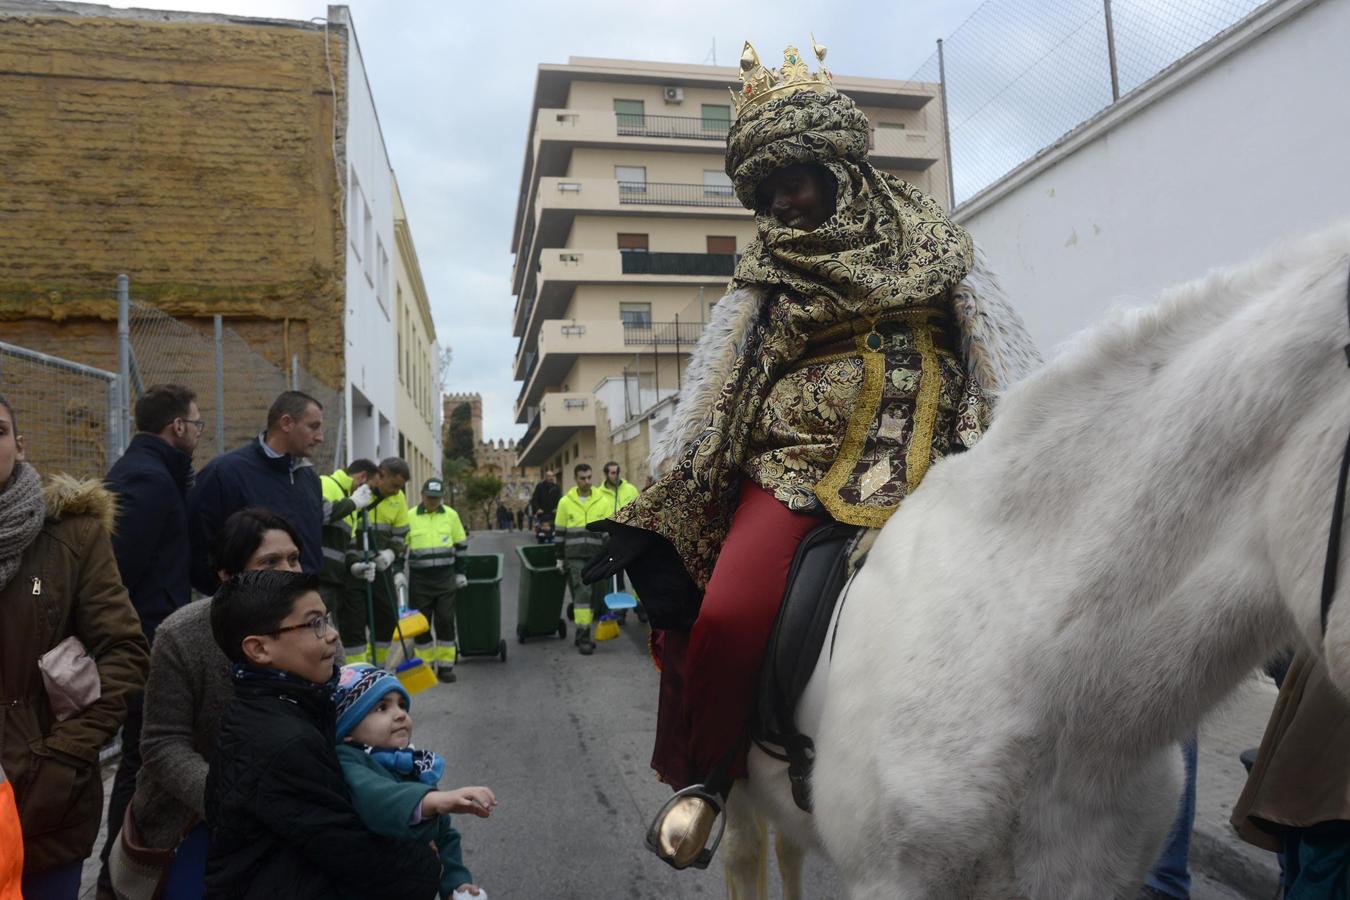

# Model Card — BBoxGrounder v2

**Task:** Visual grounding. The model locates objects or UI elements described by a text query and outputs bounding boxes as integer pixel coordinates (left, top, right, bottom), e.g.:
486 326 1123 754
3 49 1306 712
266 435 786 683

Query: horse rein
1319 261 1350 635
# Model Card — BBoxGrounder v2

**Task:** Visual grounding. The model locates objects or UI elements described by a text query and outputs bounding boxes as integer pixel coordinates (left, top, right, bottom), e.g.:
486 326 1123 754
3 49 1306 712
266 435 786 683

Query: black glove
583 523 702 631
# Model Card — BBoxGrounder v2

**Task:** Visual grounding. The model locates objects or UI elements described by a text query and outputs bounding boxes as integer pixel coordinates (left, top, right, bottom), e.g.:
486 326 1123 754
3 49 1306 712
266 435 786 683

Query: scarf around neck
0 463 45 591
362 743 445 787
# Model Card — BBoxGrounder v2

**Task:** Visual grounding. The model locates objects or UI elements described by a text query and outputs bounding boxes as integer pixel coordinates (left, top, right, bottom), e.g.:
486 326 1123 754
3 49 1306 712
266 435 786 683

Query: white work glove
349 561 376 583
374 548 396 571
350 483 374 510
452 888 486 900
393 571 408 593
555 559 567 573
454 573 468 590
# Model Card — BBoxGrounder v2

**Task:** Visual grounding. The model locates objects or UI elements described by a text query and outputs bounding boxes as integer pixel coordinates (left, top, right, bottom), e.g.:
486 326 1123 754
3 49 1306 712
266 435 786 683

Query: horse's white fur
735 221 1350 898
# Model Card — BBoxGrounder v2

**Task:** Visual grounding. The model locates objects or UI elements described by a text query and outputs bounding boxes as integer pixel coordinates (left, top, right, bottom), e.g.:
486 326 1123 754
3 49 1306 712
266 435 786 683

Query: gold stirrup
644 785 726 870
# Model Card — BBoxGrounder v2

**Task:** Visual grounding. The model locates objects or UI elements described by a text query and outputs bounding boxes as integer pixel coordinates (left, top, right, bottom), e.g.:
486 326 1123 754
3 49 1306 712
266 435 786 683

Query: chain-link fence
0 341 123 479
912 0 1269 204
125 293 345 472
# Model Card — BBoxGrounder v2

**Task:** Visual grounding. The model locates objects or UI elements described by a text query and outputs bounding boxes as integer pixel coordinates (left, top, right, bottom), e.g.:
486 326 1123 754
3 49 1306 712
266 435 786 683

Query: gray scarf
0 463 45 590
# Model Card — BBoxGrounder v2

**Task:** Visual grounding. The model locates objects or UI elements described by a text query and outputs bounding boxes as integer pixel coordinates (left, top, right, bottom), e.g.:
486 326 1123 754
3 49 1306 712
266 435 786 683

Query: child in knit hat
334 664 496 900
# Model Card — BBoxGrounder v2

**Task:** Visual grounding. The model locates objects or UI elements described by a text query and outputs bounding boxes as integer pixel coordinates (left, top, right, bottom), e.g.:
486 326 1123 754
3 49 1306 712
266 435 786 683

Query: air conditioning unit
663 86 684 104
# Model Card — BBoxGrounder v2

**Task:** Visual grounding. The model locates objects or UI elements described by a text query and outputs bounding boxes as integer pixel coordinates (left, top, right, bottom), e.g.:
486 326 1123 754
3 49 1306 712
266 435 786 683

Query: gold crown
731 35 835 116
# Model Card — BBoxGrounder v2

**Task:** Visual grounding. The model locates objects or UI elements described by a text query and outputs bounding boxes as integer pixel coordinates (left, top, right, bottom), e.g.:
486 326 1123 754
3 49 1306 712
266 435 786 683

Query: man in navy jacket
97 382 200 893
187 391 326 596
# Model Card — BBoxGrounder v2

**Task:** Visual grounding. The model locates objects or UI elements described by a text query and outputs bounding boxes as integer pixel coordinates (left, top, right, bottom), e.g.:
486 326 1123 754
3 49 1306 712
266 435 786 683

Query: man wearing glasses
97 382 203 894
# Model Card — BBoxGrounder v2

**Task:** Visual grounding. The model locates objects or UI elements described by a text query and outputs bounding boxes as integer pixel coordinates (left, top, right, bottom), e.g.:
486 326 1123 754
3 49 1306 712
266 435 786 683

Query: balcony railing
623 320 706 347
615 112 730 141
617 181 742 208
620 251 736 277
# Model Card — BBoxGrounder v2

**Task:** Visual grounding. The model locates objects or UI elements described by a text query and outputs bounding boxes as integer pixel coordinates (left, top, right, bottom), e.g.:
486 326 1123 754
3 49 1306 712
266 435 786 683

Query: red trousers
651 480 824 789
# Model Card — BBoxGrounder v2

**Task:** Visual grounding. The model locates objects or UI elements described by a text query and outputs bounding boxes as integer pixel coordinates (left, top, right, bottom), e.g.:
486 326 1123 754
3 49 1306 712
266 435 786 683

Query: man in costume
585 39 1040 869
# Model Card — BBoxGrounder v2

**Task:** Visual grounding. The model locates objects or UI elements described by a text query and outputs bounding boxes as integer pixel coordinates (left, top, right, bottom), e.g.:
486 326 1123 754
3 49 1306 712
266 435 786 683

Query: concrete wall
565 284 721 322
566 214 754 254
956 0 1350 354
336 8 397 464
0 10 346 387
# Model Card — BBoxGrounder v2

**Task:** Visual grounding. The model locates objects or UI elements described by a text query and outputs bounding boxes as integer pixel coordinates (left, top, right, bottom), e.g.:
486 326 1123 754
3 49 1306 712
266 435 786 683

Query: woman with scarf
0 395 150 898
584 42 1040 869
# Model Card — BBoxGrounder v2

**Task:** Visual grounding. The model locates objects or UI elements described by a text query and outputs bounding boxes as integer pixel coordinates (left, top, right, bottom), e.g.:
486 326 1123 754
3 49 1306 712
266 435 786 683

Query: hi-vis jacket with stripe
406 503 468 578
320 469 360 582
554 486 612 563
351 489 410 564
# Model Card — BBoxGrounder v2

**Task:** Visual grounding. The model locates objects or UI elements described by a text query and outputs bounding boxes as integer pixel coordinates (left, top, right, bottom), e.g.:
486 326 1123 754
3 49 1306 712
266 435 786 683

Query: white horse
722 221 1350 899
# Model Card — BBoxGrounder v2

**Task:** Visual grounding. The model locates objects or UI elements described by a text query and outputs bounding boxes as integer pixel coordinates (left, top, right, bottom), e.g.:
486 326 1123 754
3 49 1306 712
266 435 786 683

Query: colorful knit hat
334 663 411 740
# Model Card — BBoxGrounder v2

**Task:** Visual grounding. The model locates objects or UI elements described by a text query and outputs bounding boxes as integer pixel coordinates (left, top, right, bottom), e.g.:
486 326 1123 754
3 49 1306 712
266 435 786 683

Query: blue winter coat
186 436 323 594
104 433 193 642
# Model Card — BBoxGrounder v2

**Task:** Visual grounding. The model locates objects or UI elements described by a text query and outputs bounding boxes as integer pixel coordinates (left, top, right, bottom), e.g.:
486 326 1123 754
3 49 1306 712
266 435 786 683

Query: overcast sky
109 0 989 439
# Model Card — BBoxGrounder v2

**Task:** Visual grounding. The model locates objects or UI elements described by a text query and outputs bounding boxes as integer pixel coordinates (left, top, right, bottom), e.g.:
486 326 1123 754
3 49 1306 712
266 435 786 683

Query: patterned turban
725 90 872 210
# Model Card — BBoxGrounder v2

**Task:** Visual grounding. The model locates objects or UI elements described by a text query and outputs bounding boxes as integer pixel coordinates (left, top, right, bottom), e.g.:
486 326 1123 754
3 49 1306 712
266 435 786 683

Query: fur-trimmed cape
651 243 1043 473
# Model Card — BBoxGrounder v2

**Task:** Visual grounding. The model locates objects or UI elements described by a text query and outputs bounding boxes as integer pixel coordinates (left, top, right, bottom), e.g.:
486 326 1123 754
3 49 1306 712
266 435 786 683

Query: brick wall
0 12 347 391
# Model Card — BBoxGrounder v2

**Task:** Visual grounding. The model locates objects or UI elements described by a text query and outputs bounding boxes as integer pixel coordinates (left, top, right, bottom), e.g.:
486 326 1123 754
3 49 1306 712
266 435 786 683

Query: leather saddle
752 521 862 813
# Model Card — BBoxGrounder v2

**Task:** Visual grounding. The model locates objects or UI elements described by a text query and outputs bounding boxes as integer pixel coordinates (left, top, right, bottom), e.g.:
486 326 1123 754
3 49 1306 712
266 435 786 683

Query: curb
1192 823 1280 899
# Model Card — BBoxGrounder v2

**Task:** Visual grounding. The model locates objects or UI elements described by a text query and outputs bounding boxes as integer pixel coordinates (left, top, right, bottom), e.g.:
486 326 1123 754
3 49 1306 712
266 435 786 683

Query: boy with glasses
204 570 438 899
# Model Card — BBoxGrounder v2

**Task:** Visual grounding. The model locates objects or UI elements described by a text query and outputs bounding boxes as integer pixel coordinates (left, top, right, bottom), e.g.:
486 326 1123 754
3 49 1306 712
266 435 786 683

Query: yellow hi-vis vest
352 490 410 562
554 486 611 562
406 503 468 574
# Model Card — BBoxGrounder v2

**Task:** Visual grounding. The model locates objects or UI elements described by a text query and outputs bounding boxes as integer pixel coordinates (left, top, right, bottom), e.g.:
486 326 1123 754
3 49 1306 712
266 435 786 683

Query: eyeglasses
179 418 206 435
271 611 336 640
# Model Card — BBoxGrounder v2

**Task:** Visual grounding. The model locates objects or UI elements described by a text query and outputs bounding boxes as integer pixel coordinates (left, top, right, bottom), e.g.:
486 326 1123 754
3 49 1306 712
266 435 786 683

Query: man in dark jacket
188 391 325 595
96 383 200 896
205 570 438 900
528 469 560 526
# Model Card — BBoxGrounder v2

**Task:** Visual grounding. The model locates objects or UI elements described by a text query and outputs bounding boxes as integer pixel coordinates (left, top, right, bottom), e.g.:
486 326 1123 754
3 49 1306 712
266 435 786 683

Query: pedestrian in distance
108 508 327 900
554 463 611 655
342 457 411 665
334 664 496 900
204 570 438 900
96 383 203 897
187 391 325 595
406 479 469 683
0 394 150 900
319 458 377 614
527 469 560 529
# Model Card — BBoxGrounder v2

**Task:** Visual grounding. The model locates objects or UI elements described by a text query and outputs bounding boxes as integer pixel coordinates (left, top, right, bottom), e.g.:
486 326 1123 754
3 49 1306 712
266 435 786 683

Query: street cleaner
582 38 1038 869
342 457 411 665
406 478 469 683
554 463 612 655
320 458 377 618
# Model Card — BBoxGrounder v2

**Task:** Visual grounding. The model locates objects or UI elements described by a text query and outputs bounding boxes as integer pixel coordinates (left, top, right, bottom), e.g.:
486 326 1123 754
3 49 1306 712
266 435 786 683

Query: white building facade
333 5 398 465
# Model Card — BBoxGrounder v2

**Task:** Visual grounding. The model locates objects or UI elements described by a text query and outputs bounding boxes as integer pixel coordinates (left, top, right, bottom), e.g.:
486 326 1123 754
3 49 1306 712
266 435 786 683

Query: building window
706 235 736 255
363 199 374 280
701 103 731 134
376 239 389 316
397 331 403 383
613 98 645 130
617 233 649 253
620 302 652 327
615 165 647 194
703 169 734 197
349 168 363 257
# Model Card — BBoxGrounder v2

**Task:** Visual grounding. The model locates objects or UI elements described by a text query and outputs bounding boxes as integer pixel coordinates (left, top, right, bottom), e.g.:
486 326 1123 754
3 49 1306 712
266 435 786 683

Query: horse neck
954 242 1349 739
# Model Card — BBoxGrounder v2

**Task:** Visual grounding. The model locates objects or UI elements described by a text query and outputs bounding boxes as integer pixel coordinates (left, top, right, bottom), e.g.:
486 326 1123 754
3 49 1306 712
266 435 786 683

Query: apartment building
510 56 950 482
392 176 443 491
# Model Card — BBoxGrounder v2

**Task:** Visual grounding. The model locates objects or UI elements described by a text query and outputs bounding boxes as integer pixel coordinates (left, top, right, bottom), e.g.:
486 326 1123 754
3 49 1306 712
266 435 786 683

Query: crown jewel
731 35 835 116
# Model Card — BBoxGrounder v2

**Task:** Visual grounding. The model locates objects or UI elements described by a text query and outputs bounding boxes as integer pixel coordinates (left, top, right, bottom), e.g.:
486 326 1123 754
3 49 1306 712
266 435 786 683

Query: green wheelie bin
454 553 506 662
515 543 568 643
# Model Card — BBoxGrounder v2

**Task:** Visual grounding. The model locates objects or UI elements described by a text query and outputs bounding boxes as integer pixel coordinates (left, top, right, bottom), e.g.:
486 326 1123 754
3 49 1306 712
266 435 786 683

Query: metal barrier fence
911 0 1268 204
0 341 123 479
615 112 731 140
122 290 346 473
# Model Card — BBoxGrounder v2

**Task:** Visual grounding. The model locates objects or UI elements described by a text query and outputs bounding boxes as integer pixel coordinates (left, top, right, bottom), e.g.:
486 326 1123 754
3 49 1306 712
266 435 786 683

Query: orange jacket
0 761 21 900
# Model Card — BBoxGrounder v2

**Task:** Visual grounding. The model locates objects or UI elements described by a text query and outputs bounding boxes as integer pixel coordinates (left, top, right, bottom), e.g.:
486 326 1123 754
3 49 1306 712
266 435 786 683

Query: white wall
956 0 1350 355
336 6 397 464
